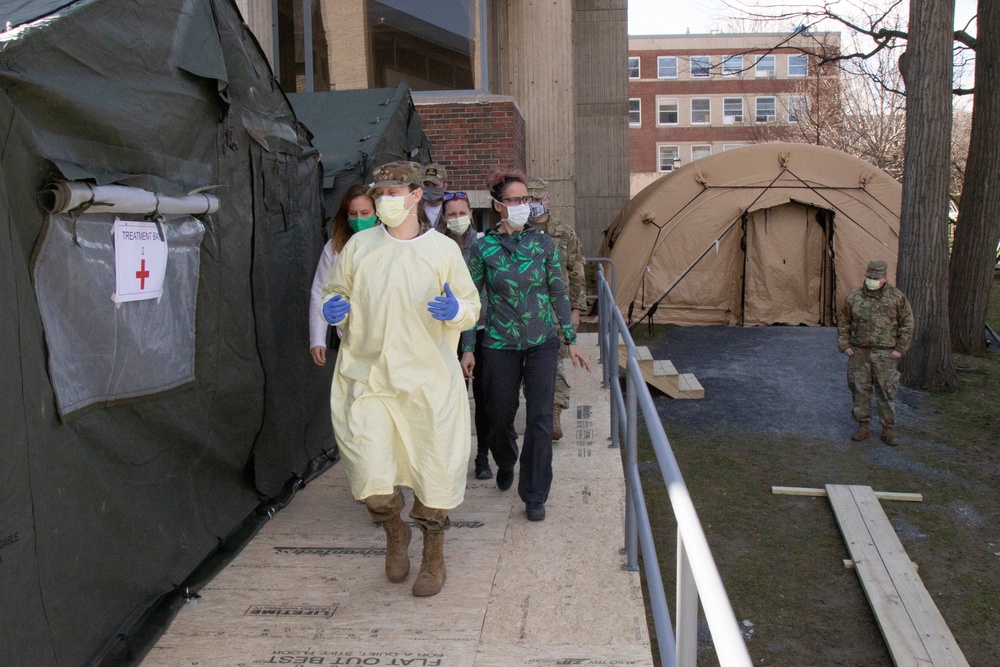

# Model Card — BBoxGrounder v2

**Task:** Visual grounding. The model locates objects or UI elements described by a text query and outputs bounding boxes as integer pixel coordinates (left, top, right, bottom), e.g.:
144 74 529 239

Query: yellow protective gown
323 226 481 509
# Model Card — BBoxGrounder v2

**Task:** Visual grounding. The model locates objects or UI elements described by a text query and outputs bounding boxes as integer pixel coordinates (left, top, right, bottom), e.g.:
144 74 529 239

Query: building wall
234 0 273 67
416 96 525 208
628 32 840 197
573 0 630 254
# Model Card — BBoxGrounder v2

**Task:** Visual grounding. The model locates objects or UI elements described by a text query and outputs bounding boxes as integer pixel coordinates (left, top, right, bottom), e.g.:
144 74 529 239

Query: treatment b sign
113 219 167 303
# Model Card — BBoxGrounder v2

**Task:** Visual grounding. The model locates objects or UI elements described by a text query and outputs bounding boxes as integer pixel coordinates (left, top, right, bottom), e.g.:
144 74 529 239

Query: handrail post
676 530 699 667
624 363 639 571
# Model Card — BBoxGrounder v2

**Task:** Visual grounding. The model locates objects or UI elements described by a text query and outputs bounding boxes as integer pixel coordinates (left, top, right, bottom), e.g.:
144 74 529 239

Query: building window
657 56 678 79
658 145 680 172
722 55 743 77
275 0 490 93
690 56 711 78
755 96 777 123
723 144 743 151
754 54 776 78
657 97 679 125
629 56 640 79
788 54 808 77
629 98 641 127
691 97 711 124
788 96 808 123
691 145 712 161
723 97 744 123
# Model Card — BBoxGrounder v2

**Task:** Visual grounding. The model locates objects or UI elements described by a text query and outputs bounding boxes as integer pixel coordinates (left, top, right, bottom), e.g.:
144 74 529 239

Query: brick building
628 32 840 196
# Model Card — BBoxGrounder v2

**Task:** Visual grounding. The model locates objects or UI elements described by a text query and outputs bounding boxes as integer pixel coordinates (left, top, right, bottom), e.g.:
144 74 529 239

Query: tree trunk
896 0 959 390
949 0 1000 355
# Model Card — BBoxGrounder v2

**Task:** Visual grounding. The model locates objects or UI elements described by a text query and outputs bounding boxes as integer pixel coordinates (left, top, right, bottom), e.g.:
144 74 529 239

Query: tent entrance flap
742 202 835 326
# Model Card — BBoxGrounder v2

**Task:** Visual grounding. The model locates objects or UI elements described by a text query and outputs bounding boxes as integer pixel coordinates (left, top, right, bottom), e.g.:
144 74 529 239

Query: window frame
723 97 744 123
690 97 711 125
657 55 679 79
754 54 776 78
690 55 711 78
691 144 712 161
629 98 642 127
628 56 641 80
787 95 808 123
755 96 777 123
657 144 681 173
656 96 679 126
788 54 808 77
722 143 744 151
721 55 743 77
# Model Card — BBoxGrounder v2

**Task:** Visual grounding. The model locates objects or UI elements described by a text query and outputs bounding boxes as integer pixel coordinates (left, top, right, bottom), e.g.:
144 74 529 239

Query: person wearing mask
837 260 914 446
321 161 481 597
526 177 588 441
309 184 376 366
463 170 591 523
440 191 491 479
420 163 447 229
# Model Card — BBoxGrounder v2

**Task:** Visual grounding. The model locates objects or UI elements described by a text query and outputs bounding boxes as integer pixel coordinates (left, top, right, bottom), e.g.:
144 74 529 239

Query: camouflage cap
866 260 888 279
368 161 422 196
422 163 447 187
526 177 549 198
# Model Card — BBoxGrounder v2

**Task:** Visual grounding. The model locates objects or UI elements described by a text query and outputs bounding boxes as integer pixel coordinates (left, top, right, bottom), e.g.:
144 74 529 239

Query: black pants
480 336 560 504
473 329 488 461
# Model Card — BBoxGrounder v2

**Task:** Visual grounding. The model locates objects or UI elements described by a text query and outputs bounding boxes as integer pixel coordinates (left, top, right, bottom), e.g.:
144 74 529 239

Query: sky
628 0 978 36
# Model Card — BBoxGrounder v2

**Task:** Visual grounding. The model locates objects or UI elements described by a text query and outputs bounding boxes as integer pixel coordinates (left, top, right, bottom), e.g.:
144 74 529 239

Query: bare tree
896 0 958 390
949 0 999 355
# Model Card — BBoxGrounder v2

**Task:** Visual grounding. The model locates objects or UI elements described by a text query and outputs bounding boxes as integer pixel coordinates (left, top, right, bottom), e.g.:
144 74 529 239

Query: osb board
143 334 653 666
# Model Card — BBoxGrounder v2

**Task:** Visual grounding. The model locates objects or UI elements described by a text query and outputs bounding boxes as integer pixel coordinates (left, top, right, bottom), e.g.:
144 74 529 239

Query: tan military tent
602 143 902 327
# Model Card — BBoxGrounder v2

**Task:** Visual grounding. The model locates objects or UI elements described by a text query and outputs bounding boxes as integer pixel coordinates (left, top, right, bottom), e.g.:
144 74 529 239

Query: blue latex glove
322 294 351 324
428 283 460 321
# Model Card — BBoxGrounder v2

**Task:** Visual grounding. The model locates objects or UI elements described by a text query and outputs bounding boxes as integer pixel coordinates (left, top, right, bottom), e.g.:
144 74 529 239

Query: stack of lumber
618 344 703 399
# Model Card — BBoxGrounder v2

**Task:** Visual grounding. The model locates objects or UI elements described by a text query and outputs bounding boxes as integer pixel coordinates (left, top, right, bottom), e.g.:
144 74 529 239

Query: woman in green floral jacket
462 170 590 522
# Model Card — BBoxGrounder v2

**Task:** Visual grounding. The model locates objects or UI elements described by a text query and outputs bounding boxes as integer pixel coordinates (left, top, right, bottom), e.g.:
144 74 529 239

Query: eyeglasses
443 191 468 201
499 196 531 206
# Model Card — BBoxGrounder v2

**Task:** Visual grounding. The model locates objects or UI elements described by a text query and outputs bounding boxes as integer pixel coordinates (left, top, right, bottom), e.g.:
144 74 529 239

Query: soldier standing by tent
526 178 587 440
420 163 447 229
837 260 914 446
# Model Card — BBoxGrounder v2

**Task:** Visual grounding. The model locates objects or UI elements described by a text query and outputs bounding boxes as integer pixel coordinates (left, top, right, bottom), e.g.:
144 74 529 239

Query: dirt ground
626 322 1000 667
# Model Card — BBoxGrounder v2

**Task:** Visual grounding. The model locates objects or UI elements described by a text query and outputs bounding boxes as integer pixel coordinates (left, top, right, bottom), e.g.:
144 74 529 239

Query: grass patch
629 286 1000 666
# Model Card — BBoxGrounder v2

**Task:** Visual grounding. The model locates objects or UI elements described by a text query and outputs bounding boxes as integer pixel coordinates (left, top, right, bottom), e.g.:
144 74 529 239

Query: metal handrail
595 263 752 667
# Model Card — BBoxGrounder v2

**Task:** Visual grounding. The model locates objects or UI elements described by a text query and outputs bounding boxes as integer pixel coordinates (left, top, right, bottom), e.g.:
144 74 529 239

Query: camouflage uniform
531 215 586 410
836 266 914 430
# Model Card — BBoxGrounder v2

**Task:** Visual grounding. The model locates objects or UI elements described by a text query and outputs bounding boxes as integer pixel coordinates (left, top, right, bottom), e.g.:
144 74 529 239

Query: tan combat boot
881 428 899 447
412 529 446 597
850 422 870 442
382 514 412 583
552 405 563 441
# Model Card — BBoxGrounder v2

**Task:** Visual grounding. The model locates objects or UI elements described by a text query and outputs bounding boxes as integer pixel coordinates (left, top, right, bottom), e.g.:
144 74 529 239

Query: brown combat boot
552 405 563 441
382 514 412 583
881 428 899 447
412 529 446 597
850 422 870 442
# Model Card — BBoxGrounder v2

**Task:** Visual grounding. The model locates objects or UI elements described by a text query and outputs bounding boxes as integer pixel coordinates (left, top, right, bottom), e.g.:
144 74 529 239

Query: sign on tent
113 219 167 303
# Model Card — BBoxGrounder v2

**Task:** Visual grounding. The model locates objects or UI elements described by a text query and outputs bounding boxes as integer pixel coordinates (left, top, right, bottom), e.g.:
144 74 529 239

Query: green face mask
348 214 378 233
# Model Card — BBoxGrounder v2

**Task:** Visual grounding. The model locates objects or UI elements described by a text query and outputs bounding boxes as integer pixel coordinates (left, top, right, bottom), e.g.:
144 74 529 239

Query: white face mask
504 203 531 229
446 215 472 235
865 278 883 291
375 194 412 228
424 203 442 225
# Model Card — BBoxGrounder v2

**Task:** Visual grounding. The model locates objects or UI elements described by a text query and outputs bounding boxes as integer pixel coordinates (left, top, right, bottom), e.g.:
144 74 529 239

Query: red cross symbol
136 259 150 290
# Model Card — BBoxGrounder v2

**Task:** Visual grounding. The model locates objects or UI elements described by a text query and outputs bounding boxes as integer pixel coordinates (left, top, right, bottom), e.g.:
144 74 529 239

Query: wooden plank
677 373 705 399
848 486 969 667
845 559 918 573
652 359 677 377
825 484 933 666
772 486 923 502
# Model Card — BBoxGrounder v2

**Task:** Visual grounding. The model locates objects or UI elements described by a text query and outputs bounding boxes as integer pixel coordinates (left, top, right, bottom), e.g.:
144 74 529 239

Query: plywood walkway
143 333 654 667
827 485 970 667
